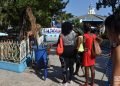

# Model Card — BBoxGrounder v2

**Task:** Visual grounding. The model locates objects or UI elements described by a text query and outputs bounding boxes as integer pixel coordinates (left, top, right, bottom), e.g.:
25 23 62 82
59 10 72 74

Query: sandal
89 83 96 86
80 83 90 86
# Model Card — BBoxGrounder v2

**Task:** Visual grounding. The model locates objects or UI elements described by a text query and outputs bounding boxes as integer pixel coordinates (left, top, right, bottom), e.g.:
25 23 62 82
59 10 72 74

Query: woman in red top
82 24 96 86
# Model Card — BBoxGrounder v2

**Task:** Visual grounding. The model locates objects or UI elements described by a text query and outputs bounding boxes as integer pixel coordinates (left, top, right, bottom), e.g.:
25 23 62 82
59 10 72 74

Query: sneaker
58 82 68 86
81 83 90 86
58 83 63 86
63 83 68 86
68 80 73 85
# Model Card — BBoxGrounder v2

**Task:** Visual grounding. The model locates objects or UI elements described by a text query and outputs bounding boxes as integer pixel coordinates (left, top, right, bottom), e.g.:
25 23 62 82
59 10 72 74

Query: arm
112 45 120 86
76 36 81 50
96 36 103 44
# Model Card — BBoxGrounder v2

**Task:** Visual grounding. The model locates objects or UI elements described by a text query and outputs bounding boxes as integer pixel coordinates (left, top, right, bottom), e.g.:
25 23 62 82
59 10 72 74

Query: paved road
0 48 108 86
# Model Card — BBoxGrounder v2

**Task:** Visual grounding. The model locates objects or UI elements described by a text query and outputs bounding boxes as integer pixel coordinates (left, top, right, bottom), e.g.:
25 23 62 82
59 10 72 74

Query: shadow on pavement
29 65 62 83
47 65 62 83
28 43 110 85
95 55 109 73
72 74 107 86
94 78 107 86
73 76 85 85
28 61 108 86
28 64 46 80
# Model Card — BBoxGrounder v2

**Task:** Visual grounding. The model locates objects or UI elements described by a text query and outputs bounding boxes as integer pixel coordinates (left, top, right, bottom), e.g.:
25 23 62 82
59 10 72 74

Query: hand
84 48 88 52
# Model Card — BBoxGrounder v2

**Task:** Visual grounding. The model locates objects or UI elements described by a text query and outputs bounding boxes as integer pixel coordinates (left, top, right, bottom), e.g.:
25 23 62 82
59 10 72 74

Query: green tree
71 18 83 28
56 11 73 23
71 18 83 34
0 0 69 31
96 0 120 12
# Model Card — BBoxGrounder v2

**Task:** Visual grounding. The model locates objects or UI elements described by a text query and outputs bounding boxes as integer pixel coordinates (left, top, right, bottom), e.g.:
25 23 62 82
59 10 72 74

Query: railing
0 39 30 63
0 34 44 63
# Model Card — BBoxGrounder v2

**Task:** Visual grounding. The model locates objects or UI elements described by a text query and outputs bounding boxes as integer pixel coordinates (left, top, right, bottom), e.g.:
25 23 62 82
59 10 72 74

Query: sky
63 0 112 16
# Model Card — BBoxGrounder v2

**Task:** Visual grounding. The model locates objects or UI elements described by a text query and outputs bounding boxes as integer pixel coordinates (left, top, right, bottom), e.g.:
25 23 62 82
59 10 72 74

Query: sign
41 28 61 43
42 28 61 34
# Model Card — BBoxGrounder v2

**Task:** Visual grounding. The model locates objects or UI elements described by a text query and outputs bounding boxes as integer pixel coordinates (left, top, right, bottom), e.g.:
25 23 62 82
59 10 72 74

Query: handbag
56 35 64 55
91 38 102 57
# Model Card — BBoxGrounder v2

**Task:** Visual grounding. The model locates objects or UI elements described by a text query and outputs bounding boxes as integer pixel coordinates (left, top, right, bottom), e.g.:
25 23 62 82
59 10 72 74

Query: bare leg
79 66 85 77
74 61 80 75
90 66 95 86
83 66 89 86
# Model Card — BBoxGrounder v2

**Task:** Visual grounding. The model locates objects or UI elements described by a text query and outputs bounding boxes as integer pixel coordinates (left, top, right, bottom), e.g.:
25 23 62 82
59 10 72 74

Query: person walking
81 24 97 86
74 31 85 77
58 22 76 86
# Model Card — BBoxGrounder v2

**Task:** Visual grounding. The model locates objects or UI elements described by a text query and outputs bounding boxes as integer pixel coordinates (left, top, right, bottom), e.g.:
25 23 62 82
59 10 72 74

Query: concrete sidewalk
0 48 108 86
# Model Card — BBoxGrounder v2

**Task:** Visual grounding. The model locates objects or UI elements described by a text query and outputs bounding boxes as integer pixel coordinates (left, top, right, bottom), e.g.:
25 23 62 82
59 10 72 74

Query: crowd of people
28 9 120 86
57 21 102 86
57 10 120 86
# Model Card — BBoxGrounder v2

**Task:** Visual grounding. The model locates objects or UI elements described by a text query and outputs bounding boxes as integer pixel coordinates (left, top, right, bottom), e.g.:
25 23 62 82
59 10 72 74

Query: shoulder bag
91 36 102 57
56 35 64 55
